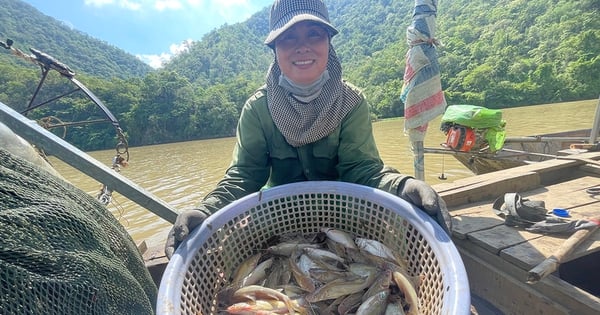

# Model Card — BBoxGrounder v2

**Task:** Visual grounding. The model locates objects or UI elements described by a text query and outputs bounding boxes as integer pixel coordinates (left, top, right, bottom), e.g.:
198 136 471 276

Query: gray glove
165 207 209 258
398 178 452 235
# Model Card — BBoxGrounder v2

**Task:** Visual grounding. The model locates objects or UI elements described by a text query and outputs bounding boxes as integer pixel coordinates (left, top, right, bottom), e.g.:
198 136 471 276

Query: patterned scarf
266 46 361 147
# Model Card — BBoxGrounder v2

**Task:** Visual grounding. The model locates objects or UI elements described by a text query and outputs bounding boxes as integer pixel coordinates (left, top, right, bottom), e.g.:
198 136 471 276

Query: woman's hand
164 208 209 258
398 178 453 235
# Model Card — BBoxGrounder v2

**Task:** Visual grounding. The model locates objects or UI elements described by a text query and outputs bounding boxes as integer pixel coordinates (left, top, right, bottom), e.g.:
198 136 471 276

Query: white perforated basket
157 181 470 314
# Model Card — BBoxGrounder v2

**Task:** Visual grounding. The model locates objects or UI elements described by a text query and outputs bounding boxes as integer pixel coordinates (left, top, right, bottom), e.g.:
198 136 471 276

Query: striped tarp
400 0 446 142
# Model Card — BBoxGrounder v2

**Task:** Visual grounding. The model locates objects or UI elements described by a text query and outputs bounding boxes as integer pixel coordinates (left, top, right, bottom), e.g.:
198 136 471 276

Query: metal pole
413 140 425 180
589 95 600 144
0 102 178 223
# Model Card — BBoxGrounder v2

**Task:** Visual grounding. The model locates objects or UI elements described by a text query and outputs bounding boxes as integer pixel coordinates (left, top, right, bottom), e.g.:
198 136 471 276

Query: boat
433 153 600 314
2 40 598 315
424 99 600 175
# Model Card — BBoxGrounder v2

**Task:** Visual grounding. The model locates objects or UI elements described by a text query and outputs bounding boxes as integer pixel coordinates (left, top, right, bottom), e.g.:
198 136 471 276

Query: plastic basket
157 181 470 314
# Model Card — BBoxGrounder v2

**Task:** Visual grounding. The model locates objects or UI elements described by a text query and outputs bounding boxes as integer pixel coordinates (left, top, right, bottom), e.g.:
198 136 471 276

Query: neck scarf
278 70 330 102
266 46 361 147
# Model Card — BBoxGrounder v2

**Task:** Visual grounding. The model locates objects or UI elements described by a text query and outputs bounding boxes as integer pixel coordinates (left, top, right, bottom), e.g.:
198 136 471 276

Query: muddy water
48 99 598 247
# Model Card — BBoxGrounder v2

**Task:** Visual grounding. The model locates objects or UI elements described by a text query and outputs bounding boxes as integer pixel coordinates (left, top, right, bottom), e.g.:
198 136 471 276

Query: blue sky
22 0 273 68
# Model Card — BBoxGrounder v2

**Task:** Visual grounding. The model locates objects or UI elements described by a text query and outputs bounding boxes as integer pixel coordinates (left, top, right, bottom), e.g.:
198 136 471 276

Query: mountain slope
0 0 152 79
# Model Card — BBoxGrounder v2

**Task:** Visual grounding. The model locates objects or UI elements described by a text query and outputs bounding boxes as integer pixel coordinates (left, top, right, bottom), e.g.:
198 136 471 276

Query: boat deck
434 151 600 315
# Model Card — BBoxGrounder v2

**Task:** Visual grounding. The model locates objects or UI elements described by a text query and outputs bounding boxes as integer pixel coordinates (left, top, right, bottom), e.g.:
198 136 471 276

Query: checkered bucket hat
264 0 339 46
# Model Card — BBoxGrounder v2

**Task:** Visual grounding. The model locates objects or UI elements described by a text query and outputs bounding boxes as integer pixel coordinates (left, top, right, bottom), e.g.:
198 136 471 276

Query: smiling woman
165 0 453 260
274 21 331 85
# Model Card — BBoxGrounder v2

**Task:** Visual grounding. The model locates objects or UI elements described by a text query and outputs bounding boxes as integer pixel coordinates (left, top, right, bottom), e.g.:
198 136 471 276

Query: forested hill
0 0 152 79
165 0 599 117
0 0 598 151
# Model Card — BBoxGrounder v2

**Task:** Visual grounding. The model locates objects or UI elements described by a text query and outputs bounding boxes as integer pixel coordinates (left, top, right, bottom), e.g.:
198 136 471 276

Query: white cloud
170 39 193 55
84 0 143 11
155 0 183 11
137 39 193 69
137 53 169 69
84 0 114 6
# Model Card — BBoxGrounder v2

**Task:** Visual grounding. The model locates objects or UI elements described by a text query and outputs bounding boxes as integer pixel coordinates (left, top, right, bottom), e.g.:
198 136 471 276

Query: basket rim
157 181 471 314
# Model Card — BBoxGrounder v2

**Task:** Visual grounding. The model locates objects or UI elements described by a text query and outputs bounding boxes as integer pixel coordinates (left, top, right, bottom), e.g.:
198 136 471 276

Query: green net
0 148 157 314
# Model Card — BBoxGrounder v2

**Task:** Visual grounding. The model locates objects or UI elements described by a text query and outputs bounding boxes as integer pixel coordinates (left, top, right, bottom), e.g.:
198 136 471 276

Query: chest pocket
312 127 340 159
268 131 298 160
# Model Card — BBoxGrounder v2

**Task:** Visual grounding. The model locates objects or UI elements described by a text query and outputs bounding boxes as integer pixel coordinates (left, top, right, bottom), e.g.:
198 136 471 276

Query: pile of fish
217 227 422 315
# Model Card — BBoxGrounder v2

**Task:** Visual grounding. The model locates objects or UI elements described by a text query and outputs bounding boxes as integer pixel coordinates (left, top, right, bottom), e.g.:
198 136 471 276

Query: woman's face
275 21 330 85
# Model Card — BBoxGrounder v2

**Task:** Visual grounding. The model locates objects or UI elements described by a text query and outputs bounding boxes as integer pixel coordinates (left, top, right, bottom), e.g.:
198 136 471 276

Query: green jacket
201 84 411 213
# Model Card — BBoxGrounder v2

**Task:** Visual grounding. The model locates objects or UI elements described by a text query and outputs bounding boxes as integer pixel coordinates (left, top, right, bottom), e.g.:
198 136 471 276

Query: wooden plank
448 174 600 258
439 172 541 207
435 152 600 208
502 217 600 270
455 238 600 315
467 225 544 255
450 201 505 239
519 176 600 219
456 241 570 315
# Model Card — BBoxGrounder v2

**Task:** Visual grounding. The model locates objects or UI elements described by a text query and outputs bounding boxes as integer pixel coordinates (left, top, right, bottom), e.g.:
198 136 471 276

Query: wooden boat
425 128 598 175
4 103 600 314
424 98 600 175
433 152 600 314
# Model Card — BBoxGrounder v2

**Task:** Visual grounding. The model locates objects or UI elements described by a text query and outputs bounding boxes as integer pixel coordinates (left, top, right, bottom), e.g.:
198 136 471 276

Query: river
48 99 598 248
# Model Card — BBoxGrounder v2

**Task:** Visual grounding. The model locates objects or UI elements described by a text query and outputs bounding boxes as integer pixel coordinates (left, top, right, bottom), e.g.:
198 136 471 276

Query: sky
21 0 273 68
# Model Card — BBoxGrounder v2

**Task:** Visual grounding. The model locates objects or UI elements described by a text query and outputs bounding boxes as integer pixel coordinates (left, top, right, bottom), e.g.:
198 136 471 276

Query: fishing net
0 147 157 314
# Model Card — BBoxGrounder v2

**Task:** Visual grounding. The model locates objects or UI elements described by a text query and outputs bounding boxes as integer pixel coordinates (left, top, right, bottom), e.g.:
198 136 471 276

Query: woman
165 0 451 257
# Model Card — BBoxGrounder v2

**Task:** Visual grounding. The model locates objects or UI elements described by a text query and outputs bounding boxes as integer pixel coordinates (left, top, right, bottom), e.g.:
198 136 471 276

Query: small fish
239 257 273 287
226 300 282 314
303 247 346 265
232 285 297 315
288 250 317 292
355 289 390 315
322 228 358 249
267 241 320 257
305 272 375 303
264 257 290 289
392 270 419 315
308 268 354 283
355 237 404 266
230 253 262 289
337 292 363 315
384 300 406 315
362 269 392 302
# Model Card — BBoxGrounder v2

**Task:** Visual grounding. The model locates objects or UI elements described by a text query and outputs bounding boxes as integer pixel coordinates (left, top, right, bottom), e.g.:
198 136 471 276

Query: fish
392 270 419 315
308 268 354 283
363 269 392 302
288 250 317 292
266 241 321 257
355 237 406 267
230 253 262 289
231 285 299 315
239 257 273 287
322 228 358 250
264 257 291 289
226 300 285 314
384 300 407 315
337 292 363 315
355 289 390 315
303 247 346 265
305 271 375 303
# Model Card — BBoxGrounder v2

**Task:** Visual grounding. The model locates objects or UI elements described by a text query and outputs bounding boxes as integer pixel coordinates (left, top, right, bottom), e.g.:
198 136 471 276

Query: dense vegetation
0 0 597 151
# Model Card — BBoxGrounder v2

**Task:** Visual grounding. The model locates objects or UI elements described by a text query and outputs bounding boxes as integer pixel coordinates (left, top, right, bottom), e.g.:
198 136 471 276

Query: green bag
441 104 504 129
441 105 506 152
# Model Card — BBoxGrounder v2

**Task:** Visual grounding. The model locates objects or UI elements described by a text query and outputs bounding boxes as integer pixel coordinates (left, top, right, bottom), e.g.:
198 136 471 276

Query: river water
48 99 598 248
